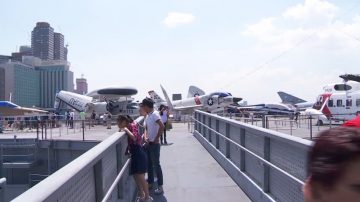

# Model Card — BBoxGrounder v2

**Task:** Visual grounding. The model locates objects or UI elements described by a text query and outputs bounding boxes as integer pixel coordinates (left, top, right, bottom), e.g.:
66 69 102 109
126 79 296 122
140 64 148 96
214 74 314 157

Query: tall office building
0 62 40 107
36 60 74 108
31 22 54 60
0 55 11 64
19 46 32 54
11 46 33 62
75 77 88 95
53 33 65 60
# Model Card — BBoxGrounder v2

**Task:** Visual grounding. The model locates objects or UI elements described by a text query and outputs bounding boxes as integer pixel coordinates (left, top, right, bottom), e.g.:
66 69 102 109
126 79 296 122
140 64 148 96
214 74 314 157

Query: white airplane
0 101 47 116
159 85 242 114
149 85 206 108
54 87 140 117
304 74 360 125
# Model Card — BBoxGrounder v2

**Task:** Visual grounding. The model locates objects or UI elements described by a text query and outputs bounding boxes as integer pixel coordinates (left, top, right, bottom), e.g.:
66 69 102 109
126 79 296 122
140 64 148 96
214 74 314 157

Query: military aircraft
305 74 360 125
0 101 48 133
54 87 139 117
159 85 241 114
0 101 47 116
149 85 206 109
277 91 314 109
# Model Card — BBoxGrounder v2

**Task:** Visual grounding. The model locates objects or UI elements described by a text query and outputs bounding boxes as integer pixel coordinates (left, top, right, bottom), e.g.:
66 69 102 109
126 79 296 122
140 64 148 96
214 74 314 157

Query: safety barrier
12 116 144 202
193 110 312 202
0 178 6 202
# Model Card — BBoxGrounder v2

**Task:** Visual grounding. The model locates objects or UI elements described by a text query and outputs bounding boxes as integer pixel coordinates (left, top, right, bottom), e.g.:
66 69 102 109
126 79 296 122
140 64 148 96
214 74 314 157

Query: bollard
45 122 48 140
36 122 39 140
309 116 313 140
82 120 85 141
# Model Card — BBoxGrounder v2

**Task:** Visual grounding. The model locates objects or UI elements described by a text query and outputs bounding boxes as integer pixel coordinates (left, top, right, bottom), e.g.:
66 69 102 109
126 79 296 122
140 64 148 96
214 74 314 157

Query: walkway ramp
154 123 250 202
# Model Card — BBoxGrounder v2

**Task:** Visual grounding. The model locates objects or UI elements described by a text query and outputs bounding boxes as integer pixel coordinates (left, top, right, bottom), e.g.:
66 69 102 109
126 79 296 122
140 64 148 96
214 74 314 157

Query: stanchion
36 122 39 140
82 120 85 141
309 116 313 140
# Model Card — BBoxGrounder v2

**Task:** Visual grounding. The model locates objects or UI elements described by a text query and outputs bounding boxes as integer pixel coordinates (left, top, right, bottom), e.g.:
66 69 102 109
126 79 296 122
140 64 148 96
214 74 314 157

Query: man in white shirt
142 98 165 195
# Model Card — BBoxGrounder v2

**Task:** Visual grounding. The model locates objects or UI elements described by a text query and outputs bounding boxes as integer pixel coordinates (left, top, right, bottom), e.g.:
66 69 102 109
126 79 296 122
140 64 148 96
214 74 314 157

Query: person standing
80 111 86 129
117 115 153 202
142 98 165 195
69 110 75 129
65 110 70 127
159 105 169 145
106 112 112 129
91 110 96 127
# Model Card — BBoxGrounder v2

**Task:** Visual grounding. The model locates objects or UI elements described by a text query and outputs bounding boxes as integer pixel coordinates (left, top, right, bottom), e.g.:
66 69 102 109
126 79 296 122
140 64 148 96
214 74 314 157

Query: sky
1 0 360 104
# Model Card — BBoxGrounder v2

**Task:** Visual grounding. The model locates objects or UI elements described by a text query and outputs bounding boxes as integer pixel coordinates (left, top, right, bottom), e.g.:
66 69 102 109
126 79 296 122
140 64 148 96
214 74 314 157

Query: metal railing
0 118 115 141
217 112 354 140
102 159 131 202
193 110 312 202
13 116 144 202
0 178 6 202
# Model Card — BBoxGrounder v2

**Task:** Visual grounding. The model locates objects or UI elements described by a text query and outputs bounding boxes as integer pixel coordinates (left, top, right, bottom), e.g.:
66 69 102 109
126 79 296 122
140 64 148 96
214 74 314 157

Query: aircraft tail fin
148 90 165 104
160 85 174 111
187 86 205 98
54 93 61 109
277 91 307 104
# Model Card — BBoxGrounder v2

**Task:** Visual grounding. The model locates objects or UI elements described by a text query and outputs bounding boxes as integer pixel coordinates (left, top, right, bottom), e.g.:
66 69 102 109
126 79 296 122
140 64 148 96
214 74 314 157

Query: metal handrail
193 117 305 185
102 159 131 202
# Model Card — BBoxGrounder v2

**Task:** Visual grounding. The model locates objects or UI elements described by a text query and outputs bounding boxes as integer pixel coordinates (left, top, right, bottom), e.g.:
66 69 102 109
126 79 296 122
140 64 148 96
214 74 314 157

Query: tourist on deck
159 105 169 145
80 111 86 129
69 110 75 129
304 127 360 202
65 110 70 127
142 98 165 195
91 110 96 127
137 104 147 130
106 112 112 129
117 115 152 202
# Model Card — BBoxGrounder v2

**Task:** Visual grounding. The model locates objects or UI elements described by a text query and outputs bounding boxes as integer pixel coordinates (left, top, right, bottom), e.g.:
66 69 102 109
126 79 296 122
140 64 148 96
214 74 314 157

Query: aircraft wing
173 105 204 111
0 101 47 116
87 87 138 100
238 104 265 110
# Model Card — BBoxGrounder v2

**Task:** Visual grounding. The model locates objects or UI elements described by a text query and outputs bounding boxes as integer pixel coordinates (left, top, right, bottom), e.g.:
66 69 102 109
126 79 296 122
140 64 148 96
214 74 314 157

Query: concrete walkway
151 123 251 202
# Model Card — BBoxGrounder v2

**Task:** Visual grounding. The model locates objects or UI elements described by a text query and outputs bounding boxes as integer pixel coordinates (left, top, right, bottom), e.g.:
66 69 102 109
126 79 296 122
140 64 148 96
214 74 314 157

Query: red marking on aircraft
194 96 201 105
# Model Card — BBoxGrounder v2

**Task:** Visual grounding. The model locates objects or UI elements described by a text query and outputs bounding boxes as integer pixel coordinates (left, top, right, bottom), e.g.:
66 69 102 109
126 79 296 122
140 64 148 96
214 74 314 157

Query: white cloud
163 12 195 28
242 0 360 51
283 0 338 24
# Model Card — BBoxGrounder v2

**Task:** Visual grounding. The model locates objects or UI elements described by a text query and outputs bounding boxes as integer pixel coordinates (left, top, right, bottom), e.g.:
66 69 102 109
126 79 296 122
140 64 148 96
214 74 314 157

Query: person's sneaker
143 197 153 202
154 186 164 195
136 196 144 202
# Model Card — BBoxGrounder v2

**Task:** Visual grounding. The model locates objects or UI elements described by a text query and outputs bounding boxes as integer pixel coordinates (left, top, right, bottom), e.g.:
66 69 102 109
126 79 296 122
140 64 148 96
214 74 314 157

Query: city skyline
1 0 360 103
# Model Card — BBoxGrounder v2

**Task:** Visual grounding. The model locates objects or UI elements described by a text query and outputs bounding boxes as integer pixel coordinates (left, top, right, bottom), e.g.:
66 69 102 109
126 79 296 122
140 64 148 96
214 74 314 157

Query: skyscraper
31 22 54 60
75 76 88 95
11 45 33 62
36 60 74 108
53 32 65 60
